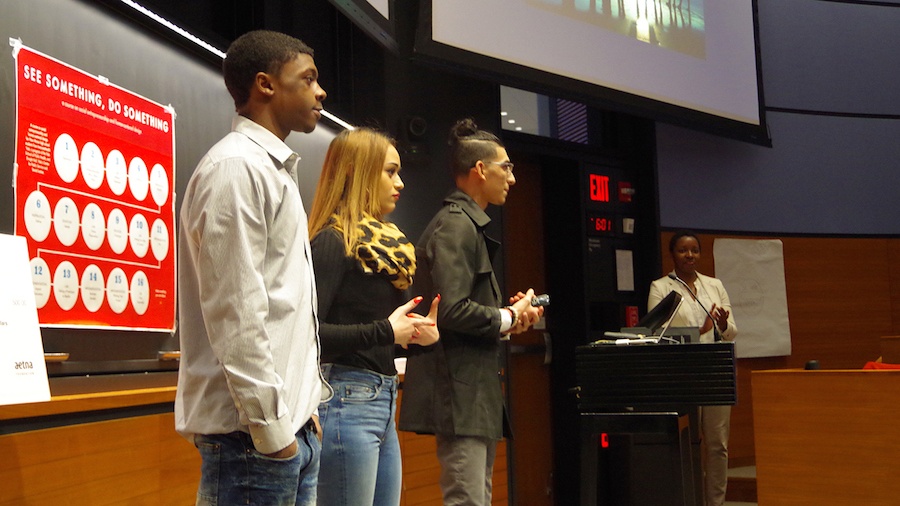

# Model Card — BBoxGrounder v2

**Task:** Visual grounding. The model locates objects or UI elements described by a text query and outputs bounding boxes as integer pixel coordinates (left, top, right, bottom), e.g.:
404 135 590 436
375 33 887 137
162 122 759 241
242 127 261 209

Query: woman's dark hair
668 230 701 253
223 30 315 109
447 118 503 179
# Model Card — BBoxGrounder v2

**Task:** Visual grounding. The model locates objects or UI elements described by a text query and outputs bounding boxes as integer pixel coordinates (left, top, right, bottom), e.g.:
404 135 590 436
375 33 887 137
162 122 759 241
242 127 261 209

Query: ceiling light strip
117 0 354 130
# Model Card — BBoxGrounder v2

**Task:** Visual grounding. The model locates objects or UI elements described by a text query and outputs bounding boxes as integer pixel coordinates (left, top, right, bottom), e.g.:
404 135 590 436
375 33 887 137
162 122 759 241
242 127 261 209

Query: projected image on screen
526 0 706 58
426 0 764 138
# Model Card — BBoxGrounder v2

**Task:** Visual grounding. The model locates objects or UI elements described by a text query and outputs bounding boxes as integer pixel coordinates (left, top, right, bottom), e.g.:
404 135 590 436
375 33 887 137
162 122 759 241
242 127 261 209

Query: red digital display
589 173 609 202
587 214 615 236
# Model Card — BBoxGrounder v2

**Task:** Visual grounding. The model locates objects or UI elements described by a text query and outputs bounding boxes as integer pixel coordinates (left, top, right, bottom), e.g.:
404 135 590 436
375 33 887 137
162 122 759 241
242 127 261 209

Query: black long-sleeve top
310 227 406 375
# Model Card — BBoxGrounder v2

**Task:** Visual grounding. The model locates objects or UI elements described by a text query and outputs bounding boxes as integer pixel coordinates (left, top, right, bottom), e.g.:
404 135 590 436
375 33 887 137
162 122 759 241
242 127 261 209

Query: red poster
13 43 176 332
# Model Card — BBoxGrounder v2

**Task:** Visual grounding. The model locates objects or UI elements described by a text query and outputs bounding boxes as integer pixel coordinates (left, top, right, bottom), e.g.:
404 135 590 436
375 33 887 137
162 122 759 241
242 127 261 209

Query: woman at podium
648 230 737 506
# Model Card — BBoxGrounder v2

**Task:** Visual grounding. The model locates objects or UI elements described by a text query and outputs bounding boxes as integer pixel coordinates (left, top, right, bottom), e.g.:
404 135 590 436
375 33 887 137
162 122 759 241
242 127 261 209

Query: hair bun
449 118 479 145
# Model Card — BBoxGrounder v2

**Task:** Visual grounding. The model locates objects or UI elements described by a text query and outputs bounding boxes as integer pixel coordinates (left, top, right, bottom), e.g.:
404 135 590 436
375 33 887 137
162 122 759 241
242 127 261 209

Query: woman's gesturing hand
388 295 440 348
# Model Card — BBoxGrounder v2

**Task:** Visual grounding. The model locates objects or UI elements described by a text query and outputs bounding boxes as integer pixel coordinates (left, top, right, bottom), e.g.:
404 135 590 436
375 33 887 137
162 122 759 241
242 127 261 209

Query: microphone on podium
667 273 722 342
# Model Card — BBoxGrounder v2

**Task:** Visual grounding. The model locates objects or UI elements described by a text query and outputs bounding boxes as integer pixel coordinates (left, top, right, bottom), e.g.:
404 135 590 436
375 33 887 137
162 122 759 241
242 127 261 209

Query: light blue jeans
317 363 401 506
193 422 320 506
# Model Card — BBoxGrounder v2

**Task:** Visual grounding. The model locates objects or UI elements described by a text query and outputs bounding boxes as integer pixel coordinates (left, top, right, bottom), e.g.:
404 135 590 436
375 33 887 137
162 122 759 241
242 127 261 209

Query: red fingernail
414 296 423 303
407 313 415 317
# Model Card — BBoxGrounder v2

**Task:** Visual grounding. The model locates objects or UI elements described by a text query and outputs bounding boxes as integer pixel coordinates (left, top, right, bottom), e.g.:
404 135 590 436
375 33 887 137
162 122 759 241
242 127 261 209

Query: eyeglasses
485 161 514 175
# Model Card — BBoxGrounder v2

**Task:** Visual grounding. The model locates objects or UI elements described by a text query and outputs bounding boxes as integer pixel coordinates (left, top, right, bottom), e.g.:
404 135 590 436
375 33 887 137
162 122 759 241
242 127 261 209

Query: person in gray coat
398 118 544 506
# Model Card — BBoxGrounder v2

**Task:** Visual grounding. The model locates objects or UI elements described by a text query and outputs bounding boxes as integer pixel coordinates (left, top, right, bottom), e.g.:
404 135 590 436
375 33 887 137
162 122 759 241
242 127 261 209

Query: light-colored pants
435 434 498 506
700 405 732 506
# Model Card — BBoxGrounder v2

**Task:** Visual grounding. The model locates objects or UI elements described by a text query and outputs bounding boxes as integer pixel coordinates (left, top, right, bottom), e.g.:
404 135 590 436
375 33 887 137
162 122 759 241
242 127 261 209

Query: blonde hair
308 128 396 255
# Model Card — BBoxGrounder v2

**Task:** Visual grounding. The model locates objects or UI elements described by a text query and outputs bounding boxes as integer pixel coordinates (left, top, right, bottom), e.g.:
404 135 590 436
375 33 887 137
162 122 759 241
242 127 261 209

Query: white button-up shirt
176 116 330 454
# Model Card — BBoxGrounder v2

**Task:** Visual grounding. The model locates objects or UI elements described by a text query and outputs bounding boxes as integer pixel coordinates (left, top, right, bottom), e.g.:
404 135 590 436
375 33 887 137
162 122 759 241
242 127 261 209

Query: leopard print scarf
332 213 416 290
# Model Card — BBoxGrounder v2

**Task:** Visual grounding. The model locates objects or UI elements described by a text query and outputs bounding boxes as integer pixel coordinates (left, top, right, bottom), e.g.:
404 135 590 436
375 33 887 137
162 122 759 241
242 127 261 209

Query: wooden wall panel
889 240 900 335
659 232 900 467
781 238 892 366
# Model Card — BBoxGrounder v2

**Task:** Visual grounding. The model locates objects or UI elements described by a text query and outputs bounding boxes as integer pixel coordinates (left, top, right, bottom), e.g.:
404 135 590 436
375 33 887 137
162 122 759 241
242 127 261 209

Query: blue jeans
194 422 320 506
317 364 401 506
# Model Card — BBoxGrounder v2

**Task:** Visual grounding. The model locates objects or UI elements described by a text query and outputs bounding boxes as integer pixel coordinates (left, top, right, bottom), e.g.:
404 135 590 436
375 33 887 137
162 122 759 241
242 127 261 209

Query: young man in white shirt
175 30 332 505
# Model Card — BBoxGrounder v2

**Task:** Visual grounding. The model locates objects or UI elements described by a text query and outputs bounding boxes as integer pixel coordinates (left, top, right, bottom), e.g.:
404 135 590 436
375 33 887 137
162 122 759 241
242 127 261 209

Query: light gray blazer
648 272 738 343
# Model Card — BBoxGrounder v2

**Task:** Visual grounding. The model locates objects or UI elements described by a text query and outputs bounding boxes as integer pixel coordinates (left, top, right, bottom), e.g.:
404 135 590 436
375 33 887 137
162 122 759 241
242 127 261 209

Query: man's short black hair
223 30 314 109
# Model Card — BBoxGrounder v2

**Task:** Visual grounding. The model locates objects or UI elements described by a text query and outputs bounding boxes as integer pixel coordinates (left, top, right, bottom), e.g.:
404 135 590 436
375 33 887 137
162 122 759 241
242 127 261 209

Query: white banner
714 238 791 358
0 234 51 405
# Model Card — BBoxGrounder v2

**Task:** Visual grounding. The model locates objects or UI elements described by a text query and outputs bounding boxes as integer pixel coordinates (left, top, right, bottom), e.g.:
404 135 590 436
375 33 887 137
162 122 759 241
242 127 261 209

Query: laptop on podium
601 291 694 344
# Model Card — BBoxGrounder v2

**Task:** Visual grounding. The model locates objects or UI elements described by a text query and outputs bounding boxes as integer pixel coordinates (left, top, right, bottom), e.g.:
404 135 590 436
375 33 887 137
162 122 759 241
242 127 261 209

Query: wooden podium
575 342 736 506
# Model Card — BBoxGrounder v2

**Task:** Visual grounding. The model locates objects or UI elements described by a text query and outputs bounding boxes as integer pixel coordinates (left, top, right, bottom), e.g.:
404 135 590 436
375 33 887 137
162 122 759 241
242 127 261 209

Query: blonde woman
308 128 439 506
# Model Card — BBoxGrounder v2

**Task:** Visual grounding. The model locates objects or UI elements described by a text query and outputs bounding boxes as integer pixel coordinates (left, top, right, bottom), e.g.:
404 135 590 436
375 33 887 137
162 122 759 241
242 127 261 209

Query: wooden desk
0 386 199 505
752 369 900 505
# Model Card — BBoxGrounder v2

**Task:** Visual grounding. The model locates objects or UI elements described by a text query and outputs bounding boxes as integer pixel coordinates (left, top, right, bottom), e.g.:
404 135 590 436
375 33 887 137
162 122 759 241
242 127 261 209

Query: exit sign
589 173 609 202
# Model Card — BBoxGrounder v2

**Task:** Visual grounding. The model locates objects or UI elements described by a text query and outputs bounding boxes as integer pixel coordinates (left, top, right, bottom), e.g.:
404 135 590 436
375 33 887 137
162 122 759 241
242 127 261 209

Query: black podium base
580 411 702 506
